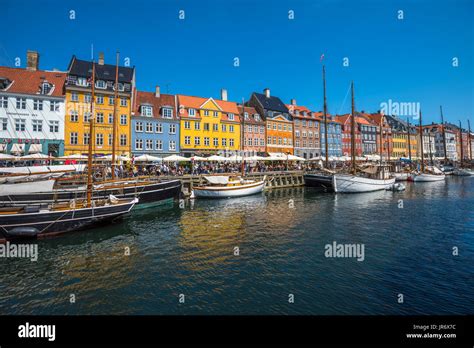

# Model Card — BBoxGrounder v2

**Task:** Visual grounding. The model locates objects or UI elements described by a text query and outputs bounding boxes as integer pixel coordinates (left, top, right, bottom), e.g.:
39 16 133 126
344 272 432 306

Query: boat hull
453 169 473 176
393 173 410 181
413 174 446 182
0 179 181 207
333 175 396 193
303 174 334 192
0 199 137 240
193 181 265 198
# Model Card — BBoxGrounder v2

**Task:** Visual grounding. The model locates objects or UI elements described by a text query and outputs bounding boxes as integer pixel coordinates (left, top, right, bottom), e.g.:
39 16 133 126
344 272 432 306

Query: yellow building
177 95 241 155
64 54 134 156
392 132 418 158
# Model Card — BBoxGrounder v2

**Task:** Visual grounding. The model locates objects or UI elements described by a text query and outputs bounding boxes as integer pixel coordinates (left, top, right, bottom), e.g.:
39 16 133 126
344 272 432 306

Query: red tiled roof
0 66 66 97
134 91 177 120
177 95 240 122
238 105 264 124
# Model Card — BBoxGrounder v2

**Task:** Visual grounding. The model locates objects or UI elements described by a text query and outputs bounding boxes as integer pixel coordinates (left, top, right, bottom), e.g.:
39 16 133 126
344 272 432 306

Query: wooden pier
162 170 305 197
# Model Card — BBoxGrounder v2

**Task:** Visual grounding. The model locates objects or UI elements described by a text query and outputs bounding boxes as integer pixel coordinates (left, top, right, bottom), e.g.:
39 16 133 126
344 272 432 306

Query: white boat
393 172 410 181
332 174 395 193
0 179 56 196
192 176 265 198
453 168 473 176
412 166 446 182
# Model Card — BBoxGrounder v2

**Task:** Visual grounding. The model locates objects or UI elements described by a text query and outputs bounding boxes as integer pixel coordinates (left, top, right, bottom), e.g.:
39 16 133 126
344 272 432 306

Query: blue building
320 116 343 157
131 87 179 157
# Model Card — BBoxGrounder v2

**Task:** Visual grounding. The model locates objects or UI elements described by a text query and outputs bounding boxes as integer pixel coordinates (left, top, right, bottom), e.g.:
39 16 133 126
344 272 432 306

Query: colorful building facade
238 105 266 154
0 52 66 156
337 114 363 157
131 87 179 157
287 100 321 159
64 54 134 156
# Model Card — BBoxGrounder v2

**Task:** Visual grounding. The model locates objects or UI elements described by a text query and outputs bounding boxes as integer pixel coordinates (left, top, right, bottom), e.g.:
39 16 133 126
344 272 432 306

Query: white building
434 131 457 160
0 51 66 156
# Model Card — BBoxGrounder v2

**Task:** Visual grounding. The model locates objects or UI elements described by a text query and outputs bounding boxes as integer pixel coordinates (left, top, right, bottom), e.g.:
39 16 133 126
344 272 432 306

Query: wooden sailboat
332 82 395 193
412 110 446 182
192 175 265 199
0 62 138 240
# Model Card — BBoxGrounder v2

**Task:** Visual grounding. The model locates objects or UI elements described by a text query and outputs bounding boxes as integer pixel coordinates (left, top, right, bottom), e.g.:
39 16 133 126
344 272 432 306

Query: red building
336 114 363 156
238 105 266 154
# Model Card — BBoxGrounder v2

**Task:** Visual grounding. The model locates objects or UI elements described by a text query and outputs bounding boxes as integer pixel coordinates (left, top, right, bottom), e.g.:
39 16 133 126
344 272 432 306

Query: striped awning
28 143 43 154
10 143 25 154
0 144 6 152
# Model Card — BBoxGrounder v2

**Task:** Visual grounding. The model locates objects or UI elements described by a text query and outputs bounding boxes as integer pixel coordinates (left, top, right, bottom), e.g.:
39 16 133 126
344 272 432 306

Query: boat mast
241 97 245 177
418 110 424 173
406 117 412 162
468 119 472 161
429 130 433 166
440 106 448 163
350 82 356 174
323 65 329 168
87 62 96 206
379 115 383 165
459 120 463 167
111 51 119 180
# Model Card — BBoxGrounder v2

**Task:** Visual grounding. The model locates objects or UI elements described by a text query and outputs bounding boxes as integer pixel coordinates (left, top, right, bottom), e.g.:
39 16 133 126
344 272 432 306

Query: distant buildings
287 99 320 159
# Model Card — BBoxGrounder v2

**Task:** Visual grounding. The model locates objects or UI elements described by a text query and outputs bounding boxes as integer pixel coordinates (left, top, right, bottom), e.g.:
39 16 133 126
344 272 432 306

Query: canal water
1 177 473 315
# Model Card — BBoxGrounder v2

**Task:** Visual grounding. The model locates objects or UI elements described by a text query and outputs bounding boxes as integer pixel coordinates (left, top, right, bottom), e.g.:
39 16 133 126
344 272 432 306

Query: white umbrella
286 154 306 161
245 155 266 161
59 154 88 160
19 153 52 160
0 153 17 160
163 155 190 162
134 154 162 162
225 155 243 162
207 155 228 162
96 154 130 161
190 155 207 161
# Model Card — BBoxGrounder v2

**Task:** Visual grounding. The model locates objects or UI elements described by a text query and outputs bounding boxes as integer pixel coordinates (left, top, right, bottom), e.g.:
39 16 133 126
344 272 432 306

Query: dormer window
303 111 307 117
188 108 196 116
114 83 124 92
141 105 153 117
254 114 260 121
162 107 173 118
96 80 106 89
0 77 12 90
295 110 300 116
228 113 234 121
41 81 52 95
244 112 249 120
77 77 88 87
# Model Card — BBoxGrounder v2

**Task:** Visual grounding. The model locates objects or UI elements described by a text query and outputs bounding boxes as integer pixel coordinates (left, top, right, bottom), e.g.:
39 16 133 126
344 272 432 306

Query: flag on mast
320 53 325 62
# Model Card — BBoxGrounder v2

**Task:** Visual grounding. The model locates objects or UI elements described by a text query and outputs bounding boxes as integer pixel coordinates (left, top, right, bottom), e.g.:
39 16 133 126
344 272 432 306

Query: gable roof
67 56 134 83
134 91 177 119
0 66 66 97
253 92 289 114
177 94 241 122
238 105 264 124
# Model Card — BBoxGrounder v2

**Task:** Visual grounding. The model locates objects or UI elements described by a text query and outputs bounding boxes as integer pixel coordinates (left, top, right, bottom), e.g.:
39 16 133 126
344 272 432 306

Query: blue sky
2 0 473 125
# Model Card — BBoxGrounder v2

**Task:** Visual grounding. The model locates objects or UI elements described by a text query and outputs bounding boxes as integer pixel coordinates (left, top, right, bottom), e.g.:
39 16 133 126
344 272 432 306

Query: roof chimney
155 85 160 98
291 98 296 106
98 52 104 65
220 88 228 101
26 50 39 71
264 88 270 98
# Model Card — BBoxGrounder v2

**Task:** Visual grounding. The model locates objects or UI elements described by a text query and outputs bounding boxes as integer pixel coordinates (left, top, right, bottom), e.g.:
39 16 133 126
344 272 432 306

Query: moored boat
192 176 265 198
412 173 446 182
333 174 395 193
303 172 334 192
453 168 473 176
393 172 410 181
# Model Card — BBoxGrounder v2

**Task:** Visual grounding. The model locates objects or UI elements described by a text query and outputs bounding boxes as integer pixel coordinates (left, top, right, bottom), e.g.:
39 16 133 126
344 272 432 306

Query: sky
2 0 473 125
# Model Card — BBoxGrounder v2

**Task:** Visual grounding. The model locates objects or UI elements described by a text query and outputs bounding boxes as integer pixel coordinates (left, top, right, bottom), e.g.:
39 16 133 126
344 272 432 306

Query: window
136 121 143 132
273 123 277 130
229 139 234 147
273 136 276 144
120 114 127 125
194 122 200 130
96 95 104 104
169 124 176 134
267 136 271 144
204 110 209 116
213 111 218 117
244 112 249 120
108 113 113 124
70 132 78 145
204 137 210 146
278 124 282 131
146 122 153 133
84 112 92 123
84 94 92 103
260 139 265 146
213 124 218 131
50 101 60 112
108 134 113 146
15 119 26 131
155 123 163 133
255 114 260 122
222 138 227 146
278 137 282 145
260 126 264 134
135 139 143 150
32 119 42 132
114 83 124 92
77 77 88 87
228 113 234 121
162 108 173 118
204 123 210 131
120 134 127 146
213 138 218 146
295 130 300 137
96 80 106 89
254 138 258 146
188 108 196 116
96 113 104 123
194 137 200 146
288 125 292 131
71 93 79 102
1 118 7 130
169 140 176 151
184 121 190 129
16 98 26 109
96 133 103 146
147 139 154 150
268 111 273 117
83 133 90 145
221 124 226 132
141 105 152 116
108 96 115 105
70 111 79 122
0 96 7 108
120 98 127 107
229 125 234 133
184 136 191 145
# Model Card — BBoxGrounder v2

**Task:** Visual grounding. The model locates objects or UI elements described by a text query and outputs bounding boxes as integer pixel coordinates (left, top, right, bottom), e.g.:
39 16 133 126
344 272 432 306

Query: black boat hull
0 179 182 207
0 200 137 240
303 173 334 192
